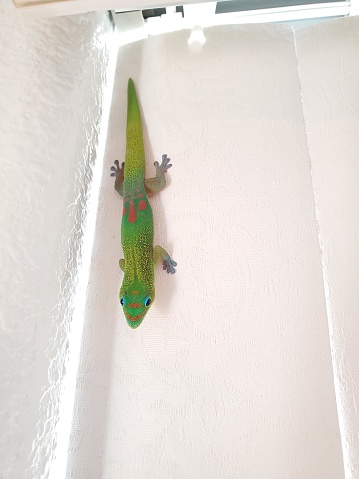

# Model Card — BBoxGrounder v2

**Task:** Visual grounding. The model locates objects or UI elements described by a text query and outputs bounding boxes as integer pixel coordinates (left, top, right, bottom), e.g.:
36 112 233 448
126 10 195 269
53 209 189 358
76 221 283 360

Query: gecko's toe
163 257 177 274
155 154 172 174
110 161 125 178
161 154 172 172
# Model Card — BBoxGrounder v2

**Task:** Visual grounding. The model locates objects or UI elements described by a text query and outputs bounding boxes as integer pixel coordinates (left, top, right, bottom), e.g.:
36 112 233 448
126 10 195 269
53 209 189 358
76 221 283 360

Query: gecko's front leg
145 154 172 194
153 245 177 274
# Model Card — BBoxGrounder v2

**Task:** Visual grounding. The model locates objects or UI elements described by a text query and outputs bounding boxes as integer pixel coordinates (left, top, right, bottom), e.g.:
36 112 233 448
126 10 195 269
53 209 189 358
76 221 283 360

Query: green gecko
110 78 177 329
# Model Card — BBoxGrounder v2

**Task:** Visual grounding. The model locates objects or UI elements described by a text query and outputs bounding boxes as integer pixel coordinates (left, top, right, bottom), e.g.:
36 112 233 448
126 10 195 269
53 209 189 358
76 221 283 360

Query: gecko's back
111 78 176 329
120 79 155 328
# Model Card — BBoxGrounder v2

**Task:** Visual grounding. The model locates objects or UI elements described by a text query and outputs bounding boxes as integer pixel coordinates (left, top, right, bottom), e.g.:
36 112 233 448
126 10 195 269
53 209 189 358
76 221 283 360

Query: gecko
110 78 177 329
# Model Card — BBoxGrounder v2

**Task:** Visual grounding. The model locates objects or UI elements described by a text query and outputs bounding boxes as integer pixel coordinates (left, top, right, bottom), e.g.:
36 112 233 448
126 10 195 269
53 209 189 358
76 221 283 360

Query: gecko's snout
120 284 154 328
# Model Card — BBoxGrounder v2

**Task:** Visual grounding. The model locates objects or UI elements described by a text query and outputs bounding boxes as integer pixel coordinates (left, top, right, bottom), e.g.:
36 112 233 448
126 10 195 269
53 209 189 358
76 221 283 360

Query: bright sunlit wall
2 1 359 479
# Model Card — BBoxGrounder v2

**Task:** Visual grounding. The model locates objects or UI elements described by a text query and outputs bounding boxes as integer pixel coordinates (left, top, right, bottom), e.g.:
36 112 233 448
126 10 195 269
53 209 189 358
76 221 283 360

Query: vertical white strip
48 29 119 479
293 28 348 478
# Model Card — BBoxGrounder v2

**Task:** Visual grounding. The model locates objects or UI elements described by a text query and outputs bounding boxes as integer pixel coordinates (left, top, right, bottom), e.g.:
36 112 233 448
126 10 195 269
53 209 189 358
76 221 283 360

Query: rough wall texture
296 17 359 479
2 4 359 478
67 25 344 478
0 2 114 478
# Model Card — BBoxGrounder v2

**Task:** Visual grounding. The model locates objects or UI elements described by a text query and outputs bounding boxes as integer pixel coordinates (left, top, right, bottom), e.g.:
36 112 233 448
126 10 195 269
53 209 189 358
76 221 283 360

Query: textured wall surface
67 25 344 478
296 17 359 479
2 5 358 478
0 1 115 478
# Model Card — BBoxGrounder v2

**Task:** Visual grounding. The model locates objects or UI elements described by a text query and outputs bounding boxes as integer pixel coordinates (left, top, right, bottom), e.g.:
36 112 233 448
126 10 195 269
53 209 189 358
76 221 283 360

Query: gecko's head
120 281 155 329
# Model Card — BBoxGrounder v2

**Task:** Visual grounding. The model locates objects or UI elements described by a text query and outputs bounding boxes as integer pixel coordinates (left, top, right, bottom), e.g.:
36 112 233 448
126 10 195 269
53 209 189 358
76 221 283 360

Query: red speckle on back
128 201 137 223
138 200 147 211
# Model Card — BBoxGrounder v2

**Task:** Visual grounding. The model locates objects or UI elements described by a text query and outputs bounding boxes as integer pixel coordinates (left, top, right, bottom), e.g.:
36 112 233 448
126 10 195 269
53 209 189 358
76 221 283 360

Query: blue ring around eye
120 297 126 306
144 297 151 307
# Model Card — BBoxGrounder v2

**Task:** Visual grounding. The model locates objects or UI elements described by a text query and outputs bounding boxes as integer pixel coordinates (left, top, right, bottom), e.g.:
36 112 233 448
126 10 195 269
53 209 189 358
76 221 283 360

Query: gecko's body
111 78 176 328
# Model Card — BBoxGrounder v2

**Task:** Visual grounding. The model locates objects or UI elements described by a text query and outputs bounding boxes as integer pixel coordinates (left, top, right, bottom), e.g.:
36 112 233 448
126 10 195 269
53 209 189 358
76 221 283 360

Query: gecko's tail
125 78 146 178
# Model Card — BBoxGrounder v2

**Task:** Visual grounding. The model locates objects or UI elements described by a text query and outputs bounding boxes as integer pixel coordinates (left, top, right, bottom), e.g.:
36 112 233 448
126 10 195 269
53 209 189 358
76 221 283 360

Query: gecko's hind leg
145 154 172 194
153 245 177 274
110 160 125 197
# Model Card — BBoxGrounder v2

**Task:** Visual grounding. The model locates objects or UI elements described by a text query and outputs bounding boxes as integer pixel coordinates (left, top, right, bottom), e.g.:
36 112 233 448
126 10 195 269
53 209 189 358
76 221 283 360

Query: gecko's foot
154 154 172 174
110 160 124 177
163 256 177 274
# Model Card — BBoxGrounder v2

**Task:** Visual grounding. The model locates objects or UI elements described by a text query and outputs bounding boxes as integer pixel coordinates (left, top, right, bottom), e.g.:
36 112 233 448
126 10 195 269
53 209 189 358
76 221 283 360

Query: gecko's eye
120 297 126 306
144 297 152 307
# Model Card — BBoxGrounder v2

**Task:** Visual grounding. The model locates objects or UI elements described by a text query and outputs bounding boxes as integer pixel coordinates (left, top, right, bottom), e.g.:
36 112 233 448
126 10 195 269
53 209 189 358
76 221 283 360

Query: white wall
0 1 115 478
296 18 359 479
66 24 344 478
2 4 359 478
